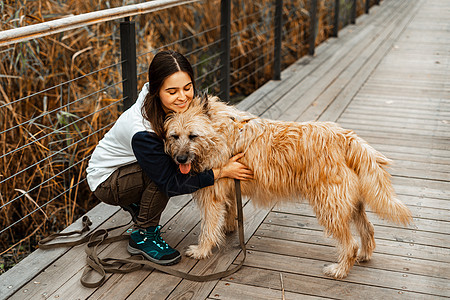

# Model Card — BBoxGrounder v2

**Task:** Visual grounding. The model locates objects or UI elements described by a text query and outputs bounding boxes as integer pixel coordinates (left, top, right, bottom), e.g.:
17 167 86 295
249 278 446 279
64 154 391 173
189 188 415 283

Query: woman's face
159 71 194 114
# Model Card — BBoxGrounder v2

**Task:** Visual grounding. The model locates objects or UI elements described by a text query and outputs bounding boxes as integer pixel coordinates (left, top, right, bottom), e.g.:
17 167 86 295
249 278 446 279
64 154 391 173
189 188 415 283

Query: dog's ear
199 93 211 117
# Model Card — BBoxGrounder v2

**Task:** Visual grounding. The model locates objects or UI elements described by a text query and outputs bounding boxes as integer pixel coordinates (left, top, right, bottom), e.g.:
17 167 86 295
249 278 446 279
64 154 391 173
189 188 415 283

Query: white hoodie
86 83 152 191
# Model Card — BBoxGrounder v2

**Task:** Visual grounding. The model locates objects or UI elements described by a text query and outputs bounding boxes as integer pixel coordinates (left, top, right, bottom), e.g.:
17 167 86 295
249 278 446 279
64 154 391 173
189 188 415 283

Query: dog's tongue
179 163 191 174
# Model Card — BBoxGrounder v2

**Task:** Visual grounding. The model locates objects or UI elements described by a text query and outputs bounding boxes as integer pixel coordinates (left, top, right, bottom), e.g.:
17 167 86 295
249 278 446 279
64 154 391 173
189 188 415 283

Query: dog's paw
185 245 211 260
356 250 372 263
323 264 349 279
224 221 237 234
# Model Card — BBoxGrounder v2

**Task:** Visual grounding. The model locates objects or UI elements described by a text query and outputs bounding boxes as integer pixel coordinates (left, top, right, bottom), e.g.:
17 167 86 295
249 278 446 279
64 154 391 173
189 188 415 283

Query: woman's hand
213 153 253 181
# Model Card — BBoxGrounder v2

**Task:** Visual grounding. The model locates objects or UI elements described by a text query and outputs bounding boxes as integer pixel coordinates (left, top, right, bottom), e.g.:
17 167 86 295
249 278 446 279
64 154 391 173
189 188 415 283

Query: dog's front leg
186 193 226 259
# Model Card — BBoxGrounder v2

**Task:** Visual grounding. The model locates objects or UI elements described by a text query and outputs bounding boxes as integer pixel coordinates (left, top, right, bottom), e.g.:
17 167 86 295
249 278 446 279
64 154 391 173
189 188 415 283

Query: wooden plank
222 266 440 300
257 222 450 264
210 280 325 300
337 116 450 133
347 132 450 153
339 113 450 128
273 199 450 222
339 121 450 139
234 250 450 298
247 235 450 280
394 194 450 212
264 211 448 248
273 201 450 235
347 102 450 118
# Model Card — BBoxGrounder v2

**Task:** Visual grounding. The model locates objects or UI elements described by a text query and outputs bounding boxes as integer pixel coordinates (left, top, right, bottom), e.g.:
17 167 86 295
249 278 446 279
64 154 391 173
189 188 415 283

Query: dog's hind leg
353 201 376 262
322 221 359 279
317 186 359 279
186 194 227 259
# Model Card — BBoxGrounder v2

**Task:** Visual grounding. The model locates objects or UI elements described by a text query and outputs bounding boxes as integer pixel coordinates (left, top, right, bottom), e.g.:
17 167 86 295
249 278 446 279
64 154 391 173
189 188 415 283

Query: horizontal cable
137 24 221 58
0 80 124 136
0 169 89 235
200 77 223 94
230 56 275 90
0 61 123 109
231 42 274 76
230 25 273 52
191 51 222 68
138 45 222 79
137 69 147 78
0 98 122 187
0 119 116 210
230 18 273 45
0 81 124 160
185 39 222 58
230 37 274 66
196 64 223 82
231 5 274 27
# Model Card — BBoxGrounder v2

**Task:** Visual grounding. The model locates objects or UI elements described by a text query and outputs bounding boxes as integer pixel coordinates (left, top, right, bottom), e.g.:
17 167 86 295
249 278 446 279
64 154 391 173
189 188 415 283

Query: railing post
376 0 380 5
273 0 283 80
365 0 370 14
220 0 231 103
351 0 356 24
333 0 340 37
120 17 137 111
308 0 318 56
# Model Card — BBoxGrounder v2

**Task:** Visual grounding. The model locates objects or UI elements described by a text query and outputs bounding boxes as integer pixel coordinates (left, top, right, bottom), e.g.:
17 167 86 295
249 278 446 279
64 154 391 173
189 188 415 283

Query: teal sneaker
127 226 181 265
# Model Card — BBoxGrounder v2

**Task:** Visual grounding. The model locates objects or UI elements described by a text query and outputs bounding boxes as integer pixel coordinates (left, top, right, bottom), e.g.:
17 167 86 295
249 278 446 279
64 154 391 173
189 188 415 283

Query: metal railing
0 0 377 262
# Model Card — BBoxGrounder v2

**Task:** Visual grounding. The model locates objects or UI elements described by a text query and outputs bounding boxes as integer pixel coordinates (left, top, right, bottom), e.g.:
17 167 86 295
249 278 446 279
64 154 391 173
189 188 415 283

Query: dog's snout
176 154 188 164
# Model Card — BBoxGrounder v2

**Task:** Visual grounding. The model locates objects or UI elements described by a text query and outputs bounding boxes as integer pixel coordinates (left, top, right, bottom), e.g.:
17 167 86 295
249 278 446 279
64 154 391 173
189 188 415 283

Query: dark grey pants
93 163 169 228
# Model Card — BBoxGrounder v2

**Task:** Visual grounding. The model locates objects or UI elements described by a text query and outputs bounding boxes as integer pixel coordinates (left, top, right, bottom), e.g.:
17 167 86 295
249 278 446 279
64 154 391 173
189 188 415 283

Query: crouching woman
86 50 252 265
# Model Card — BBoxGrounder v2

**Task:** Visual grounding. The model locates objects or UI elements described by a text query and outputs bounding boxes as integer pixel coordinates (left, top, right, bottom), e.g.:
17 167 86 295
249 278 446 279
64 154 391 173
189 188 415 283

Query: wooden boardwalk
2 0 449 299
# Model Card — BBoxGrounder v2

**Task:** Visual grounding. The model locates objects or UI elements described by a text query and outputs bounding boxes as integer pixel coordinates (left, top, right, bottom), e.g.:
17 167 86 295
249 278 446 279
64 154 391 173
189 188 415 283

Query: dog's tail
346 134 412 225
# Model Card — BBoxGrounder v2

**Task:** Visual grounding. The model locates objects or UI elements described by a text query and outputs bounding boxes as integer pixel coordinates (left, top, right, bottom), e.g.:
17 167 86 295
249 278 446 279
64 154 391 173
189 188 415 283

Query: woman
86 50 252 266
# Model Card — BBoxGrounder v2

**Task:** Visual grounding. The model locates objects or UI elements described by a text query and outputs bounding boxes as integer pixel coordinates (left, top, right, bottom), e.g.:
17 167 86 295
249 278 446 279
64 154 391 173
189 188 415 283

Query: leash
39 179 246 287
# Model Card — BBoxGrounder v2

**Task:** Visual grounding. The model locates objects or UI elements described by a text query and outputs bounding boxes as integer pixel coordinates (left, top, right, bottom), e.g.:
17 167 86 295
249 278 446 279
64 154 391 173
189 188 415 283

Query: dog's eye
171 134 179 140
189 134 198 140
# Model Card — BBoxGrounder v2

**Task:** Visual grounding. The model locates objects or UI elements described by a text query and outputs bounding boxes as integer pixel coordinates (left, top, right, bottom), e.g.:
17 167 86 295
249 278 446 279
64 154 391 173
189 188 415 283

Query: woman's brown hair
142 50 196 139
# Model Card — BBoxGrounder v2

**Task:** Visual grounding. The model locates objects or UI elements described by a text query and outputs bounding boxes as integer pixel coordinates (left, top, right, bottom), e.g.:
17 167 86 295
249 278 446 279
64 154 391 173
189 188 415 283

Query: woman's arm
212 153 253 181
132 131 214 197
132 131 252 197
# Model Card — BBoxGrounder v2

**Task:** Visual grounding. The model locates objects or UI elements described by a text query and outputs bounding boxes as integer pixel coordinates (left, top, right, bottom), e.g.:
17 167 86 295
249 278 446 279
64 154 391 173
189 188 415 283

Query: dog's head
164 95 222 174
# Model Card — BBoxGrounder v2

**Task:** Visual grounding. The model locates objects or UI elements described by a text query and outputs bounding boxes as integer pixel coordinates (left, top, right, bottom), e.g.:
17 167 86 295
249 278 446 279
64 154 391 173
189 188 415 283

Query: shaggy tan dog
164 95 412 279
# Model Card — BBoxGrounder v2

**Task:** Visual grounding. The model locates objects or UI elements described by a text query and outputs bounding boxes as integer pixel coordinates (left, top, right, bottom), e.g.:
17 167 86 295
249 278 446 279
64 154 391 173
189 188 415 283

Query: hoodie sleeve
131 131 214 197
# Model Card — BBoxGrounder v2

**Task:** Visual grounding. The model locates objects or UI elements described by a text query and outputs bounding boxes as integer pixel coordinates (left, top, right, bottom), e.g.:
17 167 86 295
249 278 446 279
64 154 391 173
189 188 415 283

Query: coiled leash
39 179 246 287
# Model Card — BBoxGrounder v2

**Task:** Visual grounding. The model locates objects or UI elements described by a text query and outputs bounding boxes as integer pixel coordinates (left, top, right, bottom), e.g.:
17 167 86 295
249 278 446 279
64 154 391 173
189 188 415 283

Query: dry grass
0 0 368 272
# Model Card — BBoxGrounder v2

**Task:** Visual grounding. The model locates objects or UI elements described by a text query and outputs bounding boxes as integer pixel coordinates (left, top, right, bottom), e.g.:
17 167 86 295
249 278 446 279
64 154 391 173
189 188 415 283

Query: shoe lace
141 226 170 250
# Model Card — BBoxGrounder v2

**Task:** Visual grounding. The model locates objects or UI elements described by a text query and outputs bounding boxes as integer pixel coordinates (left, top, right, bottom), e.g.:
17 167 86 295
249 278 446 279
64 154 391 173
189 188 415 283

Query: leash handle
41 181 246 287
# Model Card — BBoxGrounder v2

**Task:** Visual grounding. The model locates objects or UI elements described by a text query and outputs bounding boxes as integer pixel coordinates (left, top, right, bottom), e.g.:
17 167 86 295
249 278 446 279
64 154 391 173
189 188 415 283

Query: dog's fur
164 95 412 279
